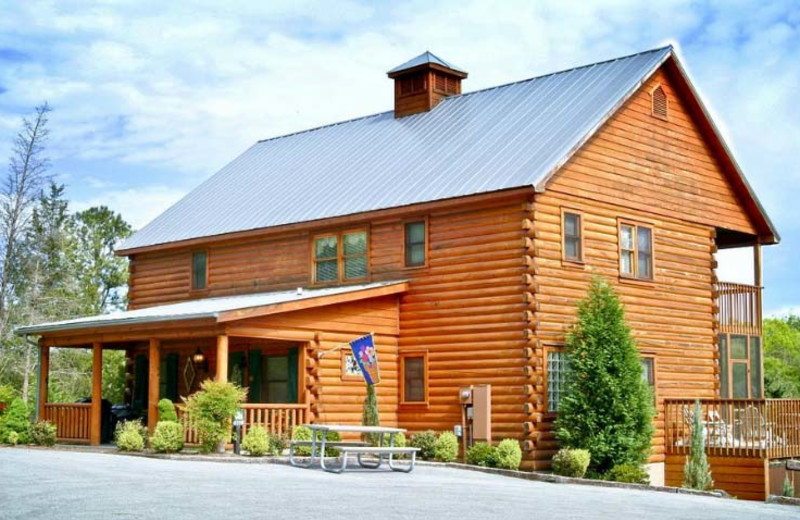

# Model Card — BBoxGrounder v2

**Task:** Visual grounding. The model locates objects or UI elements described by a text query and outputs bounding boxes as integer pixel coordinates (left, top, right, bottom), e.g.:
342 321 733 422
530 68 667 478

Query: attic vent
434 73 459 95
400 74 426 96
651 85 668 120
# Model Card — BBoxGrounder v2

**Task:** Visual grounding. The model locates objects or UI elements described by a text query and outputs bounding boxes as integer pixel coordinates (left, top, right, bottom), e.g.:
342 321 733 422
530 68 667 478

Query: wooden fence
665 398 800 459
43 403 91 444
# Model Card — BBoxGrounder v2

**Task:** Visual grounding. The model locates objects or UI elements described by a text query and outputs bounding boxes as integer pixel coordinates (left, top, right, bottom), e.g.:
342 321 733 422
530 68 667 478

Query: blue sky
0 1 798 315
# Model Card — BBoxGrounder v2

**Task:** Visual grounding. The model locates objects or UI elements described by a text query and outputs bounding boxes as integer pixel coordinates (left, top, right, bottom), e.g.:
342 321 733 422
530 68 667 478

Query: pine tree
682 400 714 490
362 383 380 446
555 276 655 474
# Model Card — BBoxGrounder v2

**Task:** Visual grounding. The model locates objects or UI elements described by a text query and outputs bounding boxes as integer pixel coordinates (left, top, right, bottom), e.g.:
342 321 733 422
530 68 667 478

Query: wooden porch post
216 335 229 383
90 342 103 445
38 345 49 422
148 339 160 435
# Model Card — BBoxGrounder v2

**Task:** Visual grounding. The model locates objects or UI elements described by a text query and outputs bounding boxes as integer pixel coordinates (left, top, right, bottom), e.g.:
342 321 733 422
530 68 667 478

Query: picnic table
289 424 419 473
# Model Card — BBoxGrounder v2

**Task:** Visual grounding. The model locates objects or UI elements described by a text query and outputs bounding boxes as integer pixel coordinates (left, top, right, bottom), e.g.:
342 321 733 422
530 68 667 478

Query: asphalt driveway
0 448 795 519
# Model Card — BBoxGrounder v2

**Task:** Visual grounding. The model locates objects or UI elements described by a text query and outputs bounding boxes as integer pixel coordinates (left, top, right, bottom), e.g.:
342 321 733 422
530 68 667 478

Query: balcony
715 281 761 336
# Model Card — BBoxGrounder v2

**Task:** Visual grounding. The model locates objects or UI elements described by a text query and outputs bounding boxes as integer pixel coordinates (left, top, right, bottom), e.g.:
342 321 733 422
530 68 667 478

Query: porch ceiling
15 280 408 337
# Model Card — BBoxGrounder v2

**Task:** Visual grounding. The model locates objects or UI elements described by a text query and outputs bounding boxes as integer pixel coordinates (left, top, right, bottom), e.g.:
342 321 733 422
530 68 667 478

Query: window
719 333 762 399
401 352 427 404
651 85 668 120
547 350 569 412
562 211 583 262
192 251 207 290
313 229 368 283
404 220 427 267
641 356 656 404
619 223 653 280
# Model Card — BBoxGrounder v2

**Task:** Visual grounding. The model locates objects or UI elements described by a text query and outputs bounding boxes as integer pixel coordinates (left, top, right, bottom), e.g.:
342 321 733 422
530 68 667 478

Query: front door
719 334 762 399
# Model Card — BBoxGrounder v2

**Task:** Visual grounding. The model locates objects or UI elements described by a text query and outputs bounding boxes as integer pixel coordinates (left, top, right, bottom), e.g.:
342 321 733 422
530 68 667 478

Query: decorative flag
349 333 380 385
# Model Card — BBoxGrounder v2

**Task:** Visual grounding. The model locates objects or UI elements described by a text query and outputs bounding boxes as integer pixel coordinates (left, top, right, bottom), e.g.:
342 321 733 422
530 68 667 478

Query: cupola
387 51 468 118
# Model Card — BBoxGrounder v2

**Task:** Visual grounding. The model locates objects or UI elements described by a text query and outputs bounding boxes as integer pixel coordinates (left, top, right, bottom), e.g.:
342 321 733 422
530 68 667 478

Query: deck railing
43 403 91 443
178 403 309 445
715 282 762 335
665 399 800 459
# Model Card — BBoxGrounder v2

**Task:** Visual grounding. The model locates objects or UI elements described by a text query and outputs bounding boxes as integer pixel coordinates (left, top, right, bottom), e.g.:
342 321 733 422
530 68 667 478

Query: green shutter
133 354 148 411
287 348 298 403
166 353 179 402
249 350 262 403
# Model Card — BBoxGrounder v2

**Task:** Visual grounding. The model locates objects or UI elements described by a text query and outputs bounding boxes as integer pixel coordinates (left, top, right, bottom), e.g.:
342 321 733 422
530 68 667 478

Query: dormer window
651 85 668 120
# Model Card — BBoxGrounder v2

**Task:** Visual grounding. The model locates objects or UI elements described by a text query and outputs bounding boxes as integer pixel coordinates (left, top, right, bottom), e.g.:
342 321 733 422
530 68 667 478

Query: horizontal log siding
665 455 768 501
235 296 401 433
529 70 743 469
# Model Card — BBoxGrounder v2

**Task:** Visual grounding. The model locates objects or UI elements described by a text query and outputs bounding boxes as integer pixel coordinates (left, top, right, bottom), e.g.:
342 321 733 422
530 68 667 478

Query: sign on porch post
349 334 380 385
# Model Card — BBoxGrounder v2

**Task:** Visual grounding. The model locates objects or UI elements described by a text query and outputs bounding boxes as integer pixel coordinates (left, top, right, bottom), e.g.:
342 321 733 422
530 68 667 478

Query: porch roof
16 281 408 335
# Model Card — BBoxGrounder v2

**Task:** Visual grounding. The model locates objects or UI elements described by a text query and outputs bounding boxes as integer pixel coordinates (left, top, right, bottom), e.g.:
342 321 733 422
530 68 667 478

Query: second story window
619 223 653 280
192 251 207 290
313 229 368 284
404 220 426 267
563 211 582 262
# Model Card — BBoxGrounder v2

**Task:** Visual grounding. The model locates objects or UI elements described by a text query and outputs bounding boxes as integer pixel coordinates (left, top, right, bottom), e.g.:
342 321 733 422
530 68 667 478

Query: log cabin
18 46 798 499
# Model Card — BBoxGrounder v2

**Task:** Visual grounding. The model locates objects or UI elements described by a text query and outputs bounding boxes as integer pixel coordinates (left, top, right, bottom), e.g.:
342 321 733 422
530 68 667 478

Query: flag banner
349 333 380 385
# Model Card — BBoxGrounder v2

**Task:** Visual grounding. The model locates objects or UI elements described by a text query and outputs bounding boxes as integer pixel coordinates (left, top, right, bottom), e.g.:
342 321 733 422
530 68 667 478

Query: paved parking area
0 448 795 519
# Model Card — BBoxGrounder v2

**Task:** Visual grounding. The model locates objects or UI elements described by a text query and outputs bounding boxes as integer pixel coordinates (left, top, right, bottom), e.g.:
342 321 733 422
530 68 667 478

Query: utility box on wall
459 384 492 451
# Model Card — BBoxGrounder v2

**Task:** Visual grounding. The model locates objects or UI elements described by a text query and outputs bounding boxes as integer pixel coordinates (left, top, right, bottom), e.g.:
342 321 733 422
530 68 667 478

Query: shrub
362 383 381 446
434 431 459 462
381 431 407 459
555 277 655 474
0 398 30 444
183 379 246 453
494 439 522 470
551 448 591 478
411 430 437 461
242 425 270 456
682 400 713 490
606 462 650 484
0 384 14 415
783 475 794 498
7 431 19 446
269 433 288 456
466 442 496 467
115 420 146 452
150 421 184 453
157 399 178 422
291 426 341 457
30 421 57 447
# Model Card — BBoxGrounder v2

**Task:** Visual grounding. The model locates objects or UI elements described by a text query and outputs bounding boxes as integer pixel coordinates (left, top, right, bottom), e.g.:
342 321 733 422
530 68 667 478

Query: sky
0 0 798 315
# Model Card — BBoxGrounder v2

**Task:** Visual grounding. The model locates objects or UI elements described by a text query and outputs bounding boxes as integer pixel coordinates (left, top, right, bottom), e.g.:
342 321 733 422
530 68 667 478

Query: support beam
754 242 763 287
216 335 229 383
90 342 103 445
37 345 49 422
148 338 160 435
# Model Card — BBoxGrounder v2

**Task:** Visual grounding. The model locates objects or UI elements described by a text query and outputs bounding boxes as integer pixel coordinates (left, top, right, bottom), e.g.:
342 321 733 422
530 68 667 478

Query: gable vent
651 85 668 120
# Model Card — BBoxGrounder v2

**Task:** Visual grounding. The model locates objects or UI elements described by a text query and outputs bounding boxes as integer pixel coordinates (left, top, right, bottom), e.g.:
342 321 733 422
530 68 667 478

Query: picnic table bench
289 424 419 473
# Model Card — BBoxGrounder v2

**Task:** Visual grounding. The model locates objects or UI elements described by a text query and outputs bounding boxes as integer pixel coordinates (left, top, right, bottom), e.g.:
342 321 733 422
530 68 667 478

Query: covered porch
18 281 407 446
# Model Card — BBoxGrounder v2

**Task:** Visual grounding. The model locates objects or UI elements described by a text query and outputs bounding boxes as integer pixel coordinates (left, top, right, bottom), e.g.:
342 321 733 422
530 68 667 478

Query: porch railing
665 399 800 459
715 282 761 335
43 403 91 443
177 403 309 445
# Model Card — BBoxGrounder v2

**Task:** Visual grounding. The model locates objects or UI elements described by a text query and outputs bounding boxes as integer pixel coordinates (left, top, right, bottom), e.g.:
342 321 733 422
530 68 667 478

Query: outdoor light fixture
192 348 206 370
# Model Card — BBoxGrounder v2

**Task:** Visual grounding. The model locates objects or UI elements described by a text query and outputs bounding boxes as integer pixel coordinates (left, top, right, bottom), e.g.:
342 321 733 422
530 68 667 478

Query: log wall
665 455 768 501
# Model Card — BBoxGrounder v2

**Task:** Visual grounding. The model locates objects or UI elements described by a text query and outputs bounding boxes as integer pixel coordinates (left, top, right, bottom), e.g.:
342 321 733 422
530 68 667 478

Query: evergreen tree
555 276 655 474
682 400 714 490
362 383 380 445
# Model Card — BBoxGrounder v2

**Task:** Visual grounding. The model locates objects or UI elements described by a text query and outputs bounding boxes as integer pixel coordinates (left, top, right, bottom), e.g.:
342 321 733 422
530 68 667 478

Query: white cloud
72 185 187 230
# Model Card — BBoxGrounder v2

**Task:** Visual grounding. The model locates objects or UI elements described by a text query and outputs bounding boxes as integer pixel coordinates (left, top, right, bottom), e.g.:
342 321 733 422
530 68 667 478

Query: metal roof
121 47 678 251
15 281 406 335
387 51 467 74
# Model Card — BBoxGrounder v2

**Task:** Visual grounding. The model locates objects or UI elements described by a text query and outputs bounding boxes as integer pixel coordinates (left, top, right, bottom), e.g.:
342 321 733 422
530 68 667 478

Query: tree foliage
361 383 380 445
763 316 800 398
555 277 655 474
682 400 714 490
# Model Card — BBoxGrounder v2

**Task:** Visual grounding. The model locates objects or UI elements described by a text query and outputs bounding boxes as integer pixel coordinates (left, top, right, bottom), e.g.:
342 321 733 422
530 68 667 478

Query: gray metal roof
387 51 467 74
15 281 406 335
121 46 676 251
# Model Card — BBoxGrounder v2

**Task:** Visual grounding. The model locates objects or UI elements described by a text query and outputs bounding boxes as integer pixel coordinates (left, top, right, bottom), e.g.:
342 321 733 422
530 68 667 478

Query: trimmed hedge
434 431 459 462
150 421 184 453
466 442 496 467
30 421 57 447
291 426 341 456
115 420 146 452
410 430 437 460
494 439 522 470
606 462 650 485
551 448 591 478
242 425 270 456
157 399 178 422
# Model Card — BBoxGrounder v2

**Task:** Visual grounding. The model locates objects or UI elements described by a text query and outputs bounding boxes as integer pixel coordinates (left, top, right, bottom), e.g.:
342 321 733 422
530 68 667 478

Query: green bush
682 400 713 490
411 430 437 461
242 425 270 456
606 462 650 484
0 384 14 414
115 420 146 452
494 439 522 470
466 442 496 467
157 399 178 422
183 379 246 453
551 448 591 478
555 277 655 474
7 431 19 446
362 383 381 446
783 475 794 498
0 398 30 444
434 431 459 462
269 433 288 456
381 431 407 459
291 426 341 457
30 421 57 447
150 421 184 453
